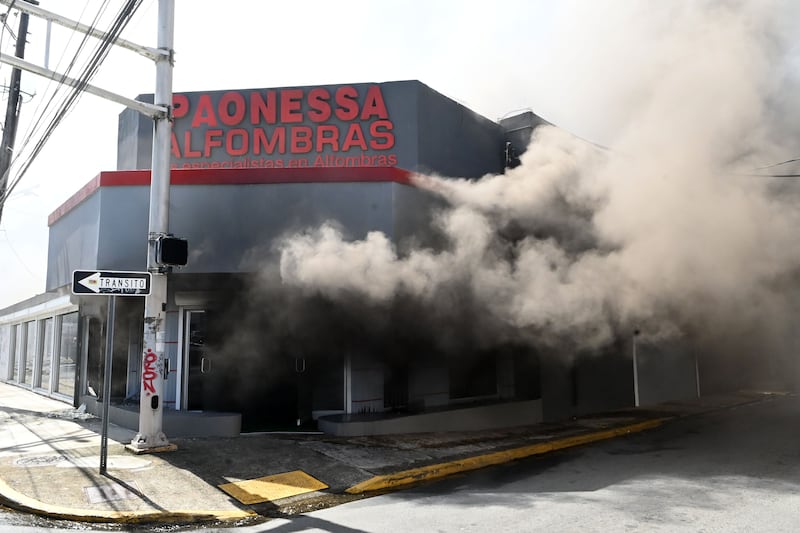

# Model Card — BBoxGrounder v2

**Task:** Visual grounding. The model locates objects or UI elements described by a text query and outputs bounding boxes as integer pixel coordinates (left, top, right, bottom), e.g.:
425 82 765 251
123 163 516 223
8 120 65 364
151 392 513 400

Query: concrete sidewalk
0 382 777 527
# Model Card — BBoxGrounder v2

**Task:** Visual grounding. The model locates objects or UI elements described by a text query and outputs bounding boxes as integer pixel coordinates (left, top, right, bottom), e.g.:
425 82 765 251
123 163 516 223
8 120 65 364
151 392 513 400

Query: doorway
183 309 212 411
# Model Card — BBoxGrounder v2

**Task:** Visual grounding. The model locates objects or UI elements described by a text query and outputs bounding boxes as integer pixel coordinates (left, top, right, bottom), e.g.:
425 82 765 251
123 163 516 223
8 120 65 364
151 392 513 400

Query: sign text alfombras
170 84 397 168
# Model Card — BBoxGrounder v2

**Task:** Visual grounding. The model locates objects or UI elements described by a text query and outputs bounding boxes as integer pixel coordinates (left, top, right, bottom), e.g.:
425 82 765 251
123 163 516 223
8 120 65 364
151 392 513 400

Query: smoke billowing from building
276 1 800 388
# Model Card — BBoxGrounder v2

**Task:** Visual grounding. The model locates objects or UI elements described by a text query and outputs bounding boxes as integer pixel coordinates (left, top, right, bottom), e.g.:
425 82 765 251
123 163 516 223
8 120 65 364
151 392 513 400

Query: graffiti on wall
142 348 158 396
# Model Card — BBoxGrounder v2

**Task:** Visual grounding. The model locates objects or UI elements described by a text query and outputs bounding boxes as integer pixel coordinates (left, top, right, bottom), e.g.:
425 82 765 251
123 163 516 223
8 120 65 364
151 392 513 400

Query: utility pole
129 0 175 452
0 0 179 452
632 329 641 407
0 0 35 226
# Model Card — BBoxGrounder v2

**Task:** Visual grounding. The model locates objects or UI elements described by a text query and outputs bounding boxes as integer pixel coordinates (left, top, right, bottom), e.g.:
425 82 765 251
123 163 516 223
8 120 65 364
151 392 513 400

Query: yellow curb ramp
0 477 257 525
219 470 329 505
346 417 670 494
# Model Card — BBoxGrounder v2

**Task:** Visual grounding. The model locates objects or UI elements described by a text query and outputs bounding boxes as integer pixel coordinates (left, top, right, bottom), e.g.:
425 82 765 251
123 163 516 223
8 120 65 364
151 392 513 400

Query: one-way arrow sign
72 270 151 296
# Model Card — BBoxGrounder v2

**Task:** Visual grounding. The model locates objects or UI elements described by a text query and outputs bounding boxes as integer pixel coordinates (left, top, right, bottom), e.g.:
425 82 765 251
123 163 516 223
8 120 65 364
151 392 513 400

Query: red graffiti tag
142 348 158 396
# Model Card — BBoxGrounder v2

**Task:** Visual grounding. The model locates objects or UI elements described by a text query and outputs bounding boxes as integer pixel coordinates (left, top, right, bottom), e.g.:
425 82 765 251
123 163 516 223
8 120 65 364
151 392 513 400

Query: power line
8 0 111 181
0 228 37 278
0 0 144 212
0 0 31 225
753 158 800 170
15 1 112 163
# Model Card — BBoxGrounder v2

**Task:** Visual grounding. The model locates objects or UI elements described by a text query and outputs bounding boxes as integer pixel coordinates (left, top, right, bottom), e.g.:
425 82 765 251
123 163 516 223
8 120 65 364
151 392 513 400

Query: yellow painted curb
346 418 670 494
219 470 329 505
0 477 257 524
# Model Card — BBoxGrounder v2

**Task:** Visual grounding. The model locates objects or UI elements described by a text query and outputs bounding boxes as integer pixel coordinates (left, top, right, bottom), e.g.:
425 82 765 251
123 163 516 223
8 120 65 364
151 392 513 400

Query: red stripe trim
170 166 414 186
48 166 415 226
47 174 101 226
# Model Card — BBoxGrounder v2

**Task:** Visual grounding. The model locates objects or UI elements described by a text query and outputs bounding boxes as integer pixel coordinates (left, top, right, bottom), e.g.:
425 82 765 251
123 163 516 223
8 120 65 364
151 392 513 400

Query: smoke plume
275 0 800 388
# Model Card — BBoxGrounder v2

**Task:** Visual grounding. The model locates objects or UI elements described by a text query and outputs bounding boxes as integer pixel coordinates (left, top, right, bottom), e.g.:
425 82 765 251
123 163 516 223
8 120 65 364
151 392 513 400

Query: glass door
184 310 209 411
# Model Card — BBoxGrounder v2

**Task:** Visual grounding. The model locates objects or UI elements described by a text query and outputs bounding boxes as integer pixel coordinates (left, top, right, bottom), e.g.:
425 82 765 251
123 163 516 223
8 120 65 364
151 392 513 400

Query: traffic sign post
100 295 115 474
4 0 178 457
72 270 152 296
72 270 150 474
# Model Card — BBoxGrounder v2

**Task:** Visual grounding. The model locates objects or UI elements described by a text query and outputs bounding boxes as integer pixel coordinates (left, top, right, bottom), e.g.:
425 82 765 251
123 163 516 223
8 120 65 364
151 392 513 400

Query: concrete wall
82 396 241 437
392 181 449 252
47 180 428 291
497 353 515 399
636 337 699 406
408 363 449 409
319 399 543 436
95 187 148 272
116 103 152 173
500 111 548 168
416 83 506 178
46 193 101 292
117 80 506 179
348 352 384 414
540 338 700 421
0 324 10 380
541 349 634 422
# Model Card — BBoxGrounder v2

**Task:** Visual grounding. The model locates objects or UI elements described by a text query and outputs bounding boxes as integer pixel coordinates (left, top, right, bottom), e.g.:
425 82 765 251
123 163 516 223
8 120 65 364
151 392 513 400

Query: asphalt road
2 394 798 532
251 394 800 532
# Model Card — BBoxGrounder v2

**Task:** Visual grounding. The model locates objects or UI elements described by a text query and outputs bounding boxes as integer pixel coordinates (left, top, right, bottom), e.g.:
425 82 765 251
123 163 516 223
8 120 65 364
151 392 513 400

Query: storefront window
449 354 497 400
12 324 22 382
0 326 7 380
23 321 35 385
56 312 78 399
37 318 54 390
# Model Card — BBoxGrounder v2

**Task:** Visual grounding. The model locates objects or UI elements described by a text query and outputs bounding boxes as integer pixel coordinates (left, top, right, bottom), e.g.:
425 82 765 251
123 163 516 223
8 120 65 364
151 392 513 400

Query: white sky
0 0 585 308
2 0 750 309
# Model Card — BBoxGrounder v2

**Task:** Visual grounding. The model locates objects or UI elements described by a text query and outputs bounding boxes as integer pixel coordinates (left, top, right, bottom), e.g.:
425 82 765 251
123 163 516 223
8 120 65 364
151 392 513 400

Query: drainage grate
14 455 68 467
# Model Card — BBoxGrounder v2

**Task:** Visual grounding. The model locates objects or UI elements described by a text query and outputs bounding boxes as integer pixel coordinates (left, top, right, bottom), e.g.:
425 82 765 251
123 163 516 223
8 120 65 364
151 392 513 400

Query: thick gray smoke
277 0 800 385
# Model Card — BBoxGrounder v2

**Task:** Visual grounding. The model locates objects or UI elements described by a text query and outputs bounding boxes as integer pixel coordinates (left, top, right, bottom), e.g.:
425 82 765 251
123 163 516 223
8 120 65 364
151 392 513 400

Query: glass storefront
2 306 79 403
23 321 35 385
37 318 53 390
12 324 22 382
56 312 78 399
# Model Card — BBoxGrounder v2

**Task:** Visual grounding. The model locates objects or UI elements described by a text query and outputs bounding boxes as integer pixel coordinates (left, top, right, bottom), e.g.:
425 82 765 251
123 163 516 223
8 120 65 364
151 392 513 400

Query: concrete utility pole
632 329 641 407
0 0 176 452
129 0 175 452
0 0 35 226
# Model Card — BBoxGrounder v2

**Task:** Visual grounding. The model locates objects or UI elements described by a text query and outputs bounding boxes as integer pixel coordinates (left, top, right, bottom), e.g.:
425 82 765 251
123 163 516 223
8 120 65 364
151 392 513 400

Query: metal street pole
694 351 701 398
100 295 116 473
129 0 175 452
632 329 641 407
0 0 173 450
0 0 35 226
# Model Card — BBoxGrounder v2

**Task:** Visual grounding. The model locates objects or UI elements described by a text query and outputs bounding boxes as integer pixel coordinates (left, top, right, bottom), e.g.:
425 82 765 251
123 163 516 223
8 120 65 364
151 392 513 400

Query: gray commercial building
0 80 699 436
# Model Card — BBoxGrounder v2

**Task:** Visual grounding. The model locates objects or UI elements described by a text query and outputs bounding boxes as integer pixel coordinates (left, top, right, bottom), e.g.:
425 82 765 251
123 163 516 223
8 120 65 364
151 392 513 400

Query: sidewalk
0 382 777 526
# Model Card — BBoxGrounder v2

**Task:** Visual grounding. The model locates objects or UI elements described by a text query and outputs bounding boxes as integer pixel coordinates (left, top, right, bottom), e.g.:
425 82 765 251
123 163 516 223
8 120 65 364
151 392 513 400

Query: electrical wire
753 158 800 170
0 0 144 210
0 0 109 208
0 1 17 59
8 0 111 183
14 0 111 163
0 229 36 277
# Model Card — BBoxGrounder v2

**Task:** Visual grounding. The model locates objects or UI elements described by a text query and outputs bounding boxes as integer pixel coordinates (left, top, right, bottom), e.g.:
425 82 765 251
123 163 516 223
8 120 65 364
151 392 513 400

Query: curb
346 417 670 494
0 477 257 525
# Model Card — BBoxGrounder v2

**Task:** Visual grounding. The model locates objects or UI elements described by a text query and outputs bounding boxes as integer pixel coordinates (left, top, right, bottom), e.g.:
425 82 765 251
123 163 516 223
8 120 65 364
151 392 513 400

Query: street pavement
0 381 778 527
